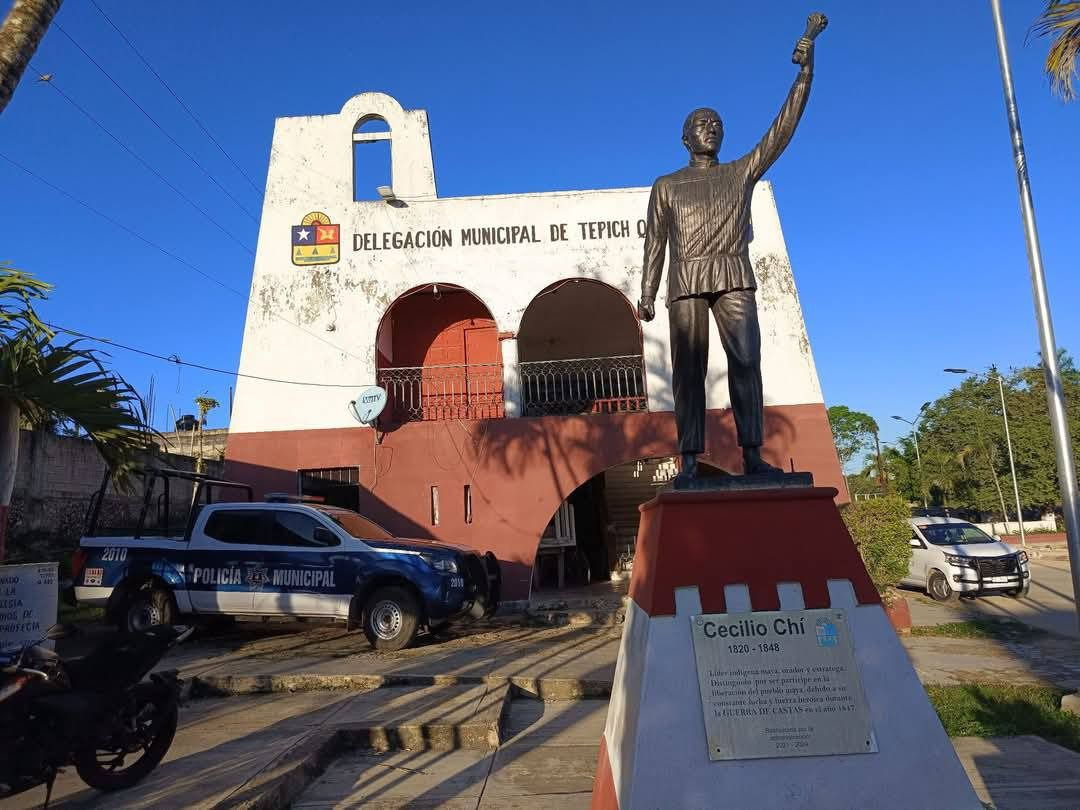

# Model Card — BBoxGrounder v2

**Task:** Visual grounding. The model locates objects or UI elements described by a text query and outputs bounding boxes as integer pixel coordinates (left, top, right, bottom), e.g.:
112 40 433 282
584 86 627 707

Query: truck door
907 527 932 587
186 508 268 613
253 510 348 617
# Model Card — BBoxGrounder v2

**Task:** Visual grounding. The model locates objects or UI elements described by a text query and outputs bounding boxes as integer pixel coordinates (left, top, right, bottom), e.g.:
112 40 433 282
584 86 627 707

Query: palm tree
1033 2 1080 101
0 0 63 115
1 266 148 559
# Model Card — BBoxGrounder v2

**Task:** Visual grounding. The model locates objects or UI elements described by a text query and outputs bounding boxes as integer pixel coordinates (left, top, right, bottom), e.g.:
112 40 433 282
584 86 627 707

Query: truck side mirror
909 537 921 548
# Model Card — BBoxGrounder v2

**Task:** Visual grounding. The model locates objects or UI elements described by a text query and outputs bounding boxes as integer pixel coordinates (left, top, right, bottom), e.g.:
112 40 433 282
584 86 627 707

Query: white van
902 516 1031 602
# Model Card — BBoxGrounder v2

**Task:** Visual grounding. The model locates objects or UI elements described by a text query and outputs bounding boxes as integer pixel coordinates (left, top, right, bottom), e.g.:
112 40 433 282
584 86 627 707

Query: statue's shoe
743 455 785 476
671 470 698 490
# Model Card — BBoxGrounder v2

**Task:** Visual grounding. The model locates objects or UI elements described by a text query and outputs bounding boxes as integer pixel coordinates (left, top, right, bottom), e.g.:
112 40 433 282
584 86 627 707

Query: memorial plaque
0 562 58 653
690 609 875 761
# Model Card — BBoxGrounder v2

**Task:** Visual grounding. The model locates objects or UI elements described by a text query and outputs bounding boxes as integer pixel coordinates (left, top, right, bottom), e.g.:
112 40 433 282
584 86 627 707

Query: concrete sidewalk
12 689 1080 810
153 611 1080 696
21 605 1077 808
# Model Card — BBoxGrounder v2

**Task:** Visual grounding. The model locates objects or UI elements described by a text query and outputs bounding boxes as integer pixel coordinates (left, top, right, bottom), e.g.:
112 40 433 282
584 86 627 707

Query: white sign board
690 608 876 761
0 562 59 652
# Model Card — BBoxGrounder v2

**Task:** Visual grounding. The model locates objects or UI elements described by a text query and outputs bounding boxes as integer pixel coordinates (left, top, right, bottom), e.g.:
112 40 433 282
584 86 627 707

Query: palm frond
0 331 150 489
1032 2 1080 101
0 264 52 339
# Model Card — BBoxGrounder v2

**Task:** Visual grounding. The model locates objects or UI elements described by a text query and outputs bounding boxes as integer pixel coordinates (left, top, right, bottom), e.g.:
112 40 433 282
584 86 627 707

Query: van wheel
121 587 176 633
363 586 420 651
927 570 957 603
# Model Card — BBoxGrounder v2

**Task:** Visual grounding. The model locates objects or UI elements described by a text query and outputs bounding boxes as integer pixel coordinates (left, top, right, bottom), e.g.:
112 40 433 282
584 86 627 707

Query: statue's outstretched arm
744 14 826 179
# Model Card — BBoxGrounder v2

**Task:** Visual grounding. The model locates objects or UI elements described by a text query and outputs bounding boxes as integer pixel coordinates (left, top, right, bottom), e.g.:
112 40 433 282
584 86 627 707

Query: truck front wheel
927 570 957 603
362 586 420 651
121 587 176 633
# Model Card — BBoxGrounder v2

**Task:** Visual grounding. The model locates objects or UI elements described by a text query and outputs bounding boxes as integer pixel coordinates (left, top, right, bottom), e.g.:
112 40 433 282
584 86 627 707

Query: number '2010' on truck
70 470 500 651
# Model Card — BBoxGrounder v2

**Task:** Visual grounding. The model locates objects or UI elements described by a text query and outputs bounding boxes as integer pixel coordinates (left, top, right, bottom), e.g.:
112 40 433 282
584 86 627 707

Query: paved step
526 593 628 627
525 608 626 627
292 699 609 810
191 671 613 701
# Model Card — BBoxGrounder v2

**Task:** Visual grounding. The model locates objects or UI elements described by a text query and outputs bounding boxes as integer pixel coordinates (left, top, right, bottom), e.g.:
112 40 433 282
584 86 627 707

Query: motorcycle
0 623 193 805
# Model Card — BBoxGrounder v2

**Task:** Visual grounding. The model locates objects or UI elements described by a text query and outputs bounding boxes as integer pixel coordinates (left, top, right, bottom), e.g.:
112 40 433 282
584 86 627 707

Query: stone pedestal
591 487 980 809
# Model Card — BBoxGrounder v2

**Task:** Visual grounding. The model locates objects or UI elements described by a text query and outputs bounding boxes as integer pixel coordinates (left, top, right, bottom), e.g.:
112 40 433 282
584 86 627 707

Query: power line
0 150 364 362
33 70 255 256
46 322 373 389
52 20 259 222
88 0 265 196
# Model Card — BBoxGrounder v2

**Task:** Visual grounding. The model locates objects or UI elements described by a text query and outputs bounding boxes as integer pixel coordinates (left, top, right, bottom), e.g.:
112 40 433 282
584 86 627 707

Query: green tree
914 358 1080 515
827 405 880 472
840 496 913 600
193 394 220 473
1033 1 1080 101
0 0 62 115
0 266 148 559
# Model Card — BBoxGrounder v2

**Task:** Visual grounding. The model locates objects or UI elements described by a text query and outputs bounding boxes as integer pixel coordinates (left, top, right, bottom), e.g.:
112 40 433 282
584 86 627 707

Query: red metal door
464 326 503 419
422 324 468 420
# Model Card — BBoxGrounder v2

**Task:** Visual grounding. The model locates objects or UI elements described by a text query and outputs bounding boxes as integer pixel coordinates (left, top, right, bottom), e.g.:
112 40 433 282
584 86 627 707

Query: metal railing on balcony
377 363 504 422
519 354 648 417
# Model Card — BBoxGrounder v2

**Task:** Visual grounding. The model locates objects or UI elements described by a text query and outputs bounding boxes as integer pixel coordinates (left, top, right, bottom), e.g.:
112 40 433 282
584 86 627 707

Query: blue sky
1 0 1076 445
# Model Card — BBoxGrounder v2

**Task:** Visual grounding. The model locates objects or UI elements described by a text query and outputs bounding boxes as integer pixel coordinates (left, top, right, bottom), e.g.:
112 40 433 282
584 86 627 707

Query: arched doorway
375 284 504 422
517 279 647 417
532 456 679 593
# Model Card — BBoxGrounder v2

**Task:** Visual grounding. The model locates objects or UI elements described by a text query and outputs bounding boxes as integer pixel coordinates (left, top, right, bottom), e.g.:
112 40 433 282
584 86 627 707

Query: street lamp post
989 0 1080 633
944 368 1026 545
892 408 928 509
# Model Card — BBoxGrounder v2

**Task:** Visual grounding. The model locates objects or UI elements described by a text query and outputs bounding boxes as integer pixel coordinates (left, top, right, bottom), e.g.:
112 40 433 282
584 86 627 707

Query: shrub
840 496 912 598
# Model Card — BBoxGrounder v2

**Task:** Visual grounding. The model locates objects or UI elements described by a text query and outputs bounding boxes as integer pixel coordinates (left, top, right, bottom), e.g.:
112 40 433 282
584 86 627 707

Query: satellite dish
349 386 387 426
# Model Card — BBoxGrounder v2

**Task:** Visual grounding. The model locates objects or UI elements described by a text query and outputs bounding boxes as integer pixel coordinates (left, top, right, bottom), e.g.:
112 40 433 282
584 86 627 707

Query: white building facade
226 93 844 603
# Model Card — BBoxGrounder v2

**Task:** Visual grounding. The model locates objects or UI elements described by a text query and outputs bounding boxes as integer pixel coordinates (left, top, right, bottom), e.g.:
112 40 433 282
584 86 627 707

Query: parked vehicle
902 516 1031 602
0 624 190 804
71 469 501 651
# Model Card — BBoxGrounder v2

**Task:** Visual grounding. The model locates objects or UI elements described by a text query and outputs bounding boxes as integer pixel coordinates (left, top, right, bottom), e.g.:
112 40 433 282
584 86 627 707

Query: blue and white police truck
70 469 500 651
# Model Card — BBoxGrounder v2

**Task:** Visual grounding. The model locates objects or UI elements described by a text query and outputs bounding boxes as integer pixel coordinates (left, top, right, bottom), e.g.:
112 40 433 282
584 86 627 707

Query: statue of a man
638 24 820 485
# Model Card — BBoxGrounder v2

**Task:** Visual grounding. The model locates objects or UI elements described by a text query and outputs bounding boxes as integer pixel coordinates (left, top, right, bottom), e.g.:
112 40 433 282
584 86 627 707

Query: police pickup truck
70 470 499 651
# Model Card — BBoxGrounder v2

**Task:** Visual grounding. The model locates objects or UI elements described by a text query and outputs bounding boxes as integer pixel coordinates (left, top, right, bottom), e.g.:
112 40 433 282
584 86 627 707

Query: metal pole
911 427 927 509
996 372 1026 545
990 0 1080 627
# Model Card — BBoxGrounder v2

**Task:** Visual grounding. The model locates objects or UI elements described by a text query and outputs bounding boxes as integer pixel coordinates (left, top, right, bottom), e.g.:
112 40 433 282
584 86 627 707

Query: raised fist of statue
792 12 827 68
637 297 655 322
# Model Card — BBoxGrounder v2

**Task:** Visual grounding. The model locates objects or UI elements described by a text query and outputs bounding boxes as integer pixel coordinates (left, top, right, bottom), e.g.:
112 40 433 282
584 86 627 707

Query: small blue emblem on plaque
815 618 839 647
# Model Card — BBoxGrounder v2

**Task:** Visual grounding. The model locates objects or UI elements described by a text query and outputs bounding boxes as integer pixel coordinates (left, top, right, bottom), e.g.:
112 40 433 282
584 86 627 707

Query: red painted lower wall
224 404 845 602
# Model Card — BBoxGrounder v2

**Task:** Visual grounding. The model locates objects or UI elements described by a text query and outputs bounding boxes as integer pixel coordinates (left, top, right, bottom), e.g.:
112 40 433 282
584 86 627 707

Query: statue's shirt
642 72 812 304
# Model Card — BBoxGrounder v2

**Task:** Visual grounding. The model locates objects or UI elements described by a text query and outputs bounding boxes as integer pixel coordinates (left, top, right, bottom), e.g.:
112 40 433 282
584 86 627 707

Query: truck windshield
317 507 394 540
917 523 996 546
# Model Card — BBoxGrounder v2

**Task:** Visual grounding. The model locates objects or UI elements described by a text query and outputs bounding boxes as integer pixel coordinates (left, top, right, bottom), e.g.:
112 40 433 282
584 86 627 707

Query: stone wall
5 429 225 563
153 427 229 460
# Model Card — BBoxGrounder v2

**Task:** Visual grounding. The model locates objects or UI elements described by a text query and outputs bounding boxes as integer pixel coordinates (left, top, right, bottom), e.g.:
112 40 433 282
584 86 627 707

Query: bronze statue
638 13 827 487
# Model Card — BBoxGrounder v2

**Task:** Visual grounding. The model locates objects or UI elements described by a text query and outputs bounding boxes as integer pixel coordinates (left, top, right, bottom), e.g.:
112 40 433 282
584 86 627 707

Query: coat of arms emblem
246 565 270 590
292 211 340 266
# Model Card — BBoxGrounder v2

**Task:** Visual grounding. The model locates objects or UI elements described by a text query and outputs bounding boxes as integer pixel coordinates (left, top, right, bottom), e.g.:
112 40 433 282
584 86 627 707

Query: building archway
375 284 504 422
517 279 647 416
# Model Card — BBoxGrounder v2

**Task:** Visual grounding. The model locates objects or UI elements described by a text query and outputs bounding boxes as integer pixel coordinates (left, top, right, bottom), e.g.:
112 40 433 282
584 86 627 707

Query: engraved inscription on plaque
690 609 876 761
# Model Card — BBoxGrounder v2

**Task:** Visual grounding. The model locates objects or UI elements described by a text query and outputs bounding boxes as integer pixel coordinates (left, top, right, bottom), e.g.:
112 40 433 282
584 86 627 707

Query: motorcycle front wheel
75 689 178 791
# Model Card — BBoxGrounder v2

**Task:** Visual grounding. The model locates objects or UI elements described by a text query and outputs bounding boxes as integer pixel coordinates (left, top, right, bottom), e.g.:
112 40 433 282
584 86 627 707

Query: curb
191 672 613 700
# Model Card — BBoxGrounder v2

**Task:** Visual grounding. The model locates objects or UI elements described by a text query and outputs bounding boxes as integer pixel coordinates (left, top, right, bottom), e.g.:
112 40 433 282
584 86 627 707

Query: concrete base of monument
673 470 815 491
591 487 981 810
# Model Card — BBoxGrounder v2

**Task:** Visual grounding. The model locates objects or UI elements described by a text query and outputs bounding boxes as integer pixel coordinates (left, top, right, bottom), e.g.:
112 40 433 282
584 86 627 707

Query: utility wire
0 150 363 362
46 322 373 389
32 67 254 256
88 0 265 196
52 20 258 222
